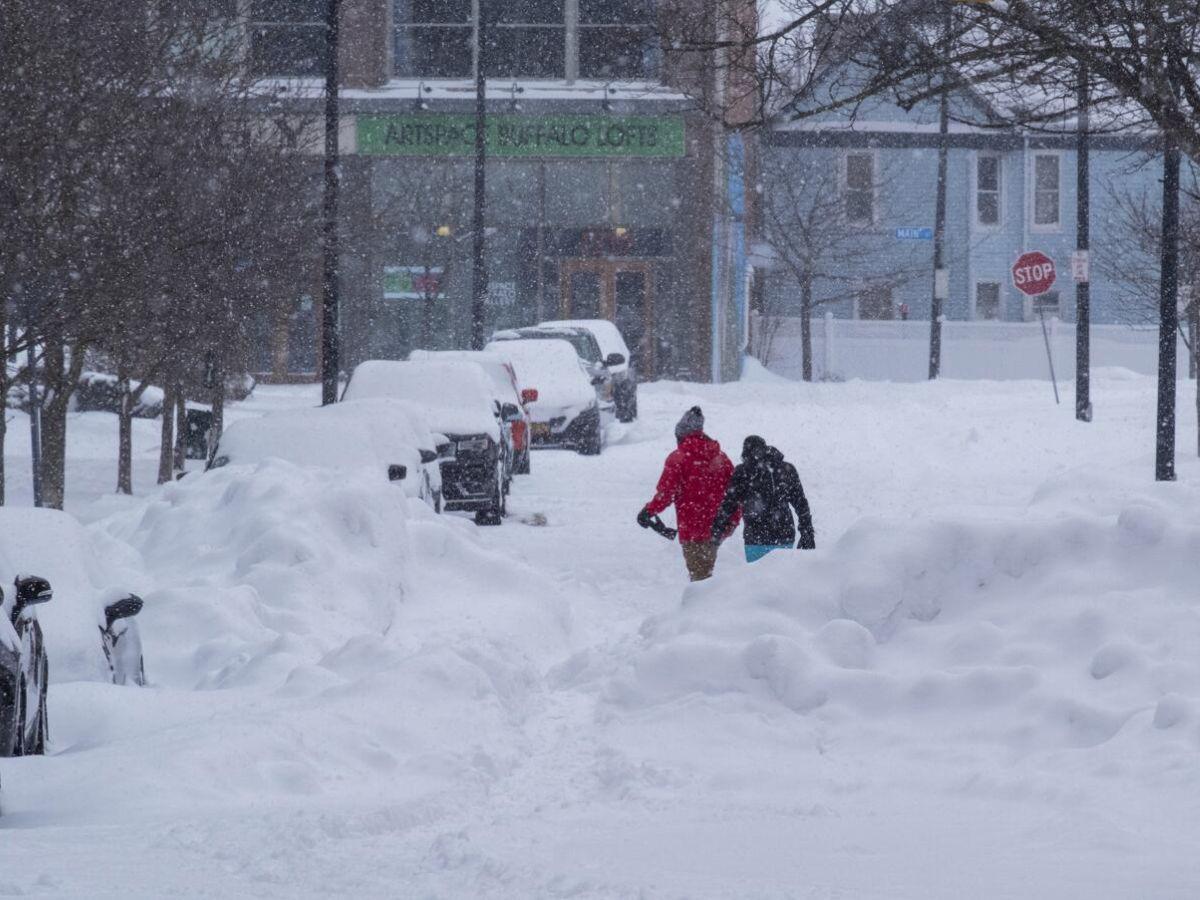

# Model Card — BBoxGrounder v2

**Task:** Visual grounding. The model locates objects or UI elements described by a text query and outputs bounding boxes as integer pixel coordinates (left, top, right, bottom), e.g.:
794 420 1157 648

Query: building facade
760 84 1180 328
249 0 755 383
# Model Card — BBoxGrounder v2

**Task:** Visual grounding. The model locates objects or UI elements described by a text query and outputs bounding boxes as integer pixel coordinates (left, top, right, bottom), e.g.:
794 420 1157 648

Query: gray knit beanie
674 406 705 442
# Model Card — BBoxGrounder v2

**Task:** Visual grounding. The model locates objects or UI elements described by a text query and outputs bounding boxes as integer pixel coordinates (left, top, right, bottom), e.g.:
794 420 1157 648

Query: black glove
797 534 815 550
637 508 653 529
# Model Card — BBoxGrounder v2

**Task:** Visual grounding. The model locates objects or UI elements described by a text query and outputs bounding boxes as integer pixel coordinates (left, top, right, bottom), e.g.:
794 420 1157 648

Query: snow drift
601 485 1200 769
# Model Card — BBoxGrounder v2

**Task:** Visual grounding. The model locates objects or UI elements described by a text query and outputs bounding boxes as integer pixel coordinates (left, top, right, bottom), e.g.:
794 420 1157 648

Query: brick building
248 0 756 383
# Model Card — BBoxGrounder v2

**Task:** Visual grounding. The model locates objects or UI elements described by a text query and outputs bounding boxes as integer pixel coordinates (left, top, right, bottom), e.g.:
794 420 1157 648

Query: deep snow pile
601 493 1200 773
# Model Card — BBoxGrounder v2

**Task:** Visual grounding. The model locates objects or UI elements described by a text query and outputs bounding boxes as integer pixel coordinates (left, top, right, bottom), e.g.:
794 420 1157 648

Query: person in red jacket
637 406 739 581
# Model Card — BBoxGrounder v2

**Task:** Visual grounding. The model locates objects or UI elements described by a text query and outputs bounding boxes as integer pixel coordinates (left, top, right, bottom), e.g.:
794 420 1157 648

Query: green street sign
357 114 686 159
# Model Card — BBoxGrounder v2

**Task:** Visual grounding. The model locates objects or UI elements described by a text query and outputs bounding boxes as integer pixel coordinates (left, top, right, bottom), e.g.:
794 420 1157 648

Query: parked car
1 576 52 757
409 349 532 477
343 360 512 525
208 397 448 513
491 326 616 415
539 318 637 422
485 338 603 455
1 576 146 764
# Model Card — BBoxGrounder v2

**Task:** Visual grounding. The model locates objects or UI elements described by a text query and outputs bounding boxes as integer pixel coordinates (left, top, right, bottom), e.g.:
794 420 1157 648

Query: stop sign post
1012 251 1061 405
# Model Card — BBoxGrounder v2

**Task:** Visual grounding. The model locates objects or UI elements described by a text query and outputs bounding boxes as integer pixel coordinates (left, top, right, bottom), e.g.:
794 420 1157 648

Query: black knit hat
674 406 704 442
742 435 767 461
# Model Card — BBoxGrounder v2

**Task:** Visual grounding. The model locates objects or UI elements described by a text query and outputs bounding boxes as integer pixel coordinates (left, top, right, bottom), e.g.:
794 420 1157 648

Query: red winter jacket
645 433 739 542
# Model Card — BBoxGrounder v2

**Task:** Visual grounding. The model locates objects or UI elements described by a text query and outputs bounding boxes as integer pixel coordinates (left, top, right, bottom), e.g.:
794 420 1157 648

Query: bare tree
1098 163 1200 454
755 149 921 379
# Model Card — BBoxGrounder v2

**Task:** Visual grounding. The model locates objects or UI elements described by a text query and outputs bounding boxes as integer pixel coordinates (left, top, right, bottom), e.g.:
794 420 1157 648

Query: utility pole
1074 62 1092 422
320 0 341 405
469 5 490 351
928 0 951 380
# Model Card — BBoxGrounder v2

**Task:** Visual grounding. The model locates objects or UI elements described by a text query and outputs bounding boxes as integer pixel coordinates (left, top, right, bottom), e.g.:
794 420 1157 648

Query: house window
844 152 874 225
394 1 658 80
250 0 327 76
976 281 1001 320
579 0 658 80
1033 153 1060 227
976 155 1001 227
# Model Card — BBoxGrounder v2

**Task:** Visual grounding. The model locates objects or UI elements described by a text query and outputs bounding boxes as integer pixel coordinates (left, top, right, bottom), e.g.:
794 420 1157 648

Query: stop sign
1012 251 1057 296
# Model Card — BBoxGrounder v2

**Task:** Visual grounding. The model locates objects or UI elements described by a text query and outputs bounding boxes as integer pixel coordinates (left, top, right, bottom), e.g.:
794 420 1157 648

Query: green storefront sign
358 114 685 158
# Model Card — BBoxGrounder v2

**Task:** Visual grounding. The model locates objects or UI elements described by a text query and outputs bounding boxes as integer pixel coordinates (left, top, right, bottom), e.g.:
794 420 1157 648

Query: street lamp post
470 5 490 351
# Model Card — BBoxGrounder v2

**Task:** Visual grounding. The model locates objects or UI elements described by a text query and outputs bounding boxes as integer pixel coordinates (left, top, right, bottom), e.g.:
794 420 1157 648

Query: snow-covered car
342 360 509 525
208 397 448 513
0 576 52 757
409 349 531 478
1 576 147 763
491 326 616 415
539 318 637 422
484 338 603 455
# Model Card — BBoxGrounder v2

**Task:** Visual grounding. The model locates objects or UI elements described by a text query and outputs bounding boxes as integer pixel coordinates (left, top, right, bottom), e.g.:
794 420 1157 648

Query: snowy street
1 371 1199 898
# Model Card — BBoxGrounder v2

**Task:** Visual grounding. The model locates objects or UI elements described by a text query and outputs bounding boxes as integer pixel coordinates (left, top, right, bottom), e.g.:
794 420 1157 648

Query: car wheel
474 462 505 526
578 415 602 456
616 386 637 423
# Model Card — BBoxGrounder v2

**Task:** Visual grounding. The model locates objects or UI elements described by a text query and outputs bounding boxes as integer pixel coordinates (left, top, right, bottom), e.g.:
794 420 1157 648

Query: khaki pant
680 540 718 582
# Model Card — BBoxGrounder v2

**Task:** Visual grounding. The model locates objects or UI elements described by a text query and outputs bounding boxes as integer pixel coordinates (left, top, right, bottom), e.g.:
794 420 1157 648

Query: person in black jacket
711 435 816 562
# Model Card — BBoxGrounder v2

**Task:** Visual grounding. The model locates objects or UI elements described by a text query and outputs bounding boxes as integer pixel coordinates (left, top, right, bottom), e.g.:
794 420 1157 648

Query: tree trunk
209 361 226 461
38 334 83 511
800 276 814 382
158 383 176 485
173 388 186 478
117 366 133 495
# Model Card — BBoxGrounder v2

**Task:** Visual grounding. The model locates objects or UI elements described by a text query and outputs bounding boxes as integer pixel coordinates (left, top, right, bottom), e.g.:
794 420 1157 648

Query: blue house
759 77 1174 326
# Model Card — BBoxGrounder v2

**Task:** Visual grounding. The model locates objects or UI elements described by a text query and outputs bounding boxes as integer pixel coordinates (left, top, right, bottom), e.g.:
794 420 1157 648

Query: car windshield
514 329 602 364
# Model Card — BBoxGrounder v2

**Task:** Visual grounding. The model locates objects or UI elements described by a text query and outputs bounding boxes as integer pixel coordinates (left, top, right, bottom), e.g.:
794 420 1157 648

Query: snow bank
95 460 413 690
602 482 1200 771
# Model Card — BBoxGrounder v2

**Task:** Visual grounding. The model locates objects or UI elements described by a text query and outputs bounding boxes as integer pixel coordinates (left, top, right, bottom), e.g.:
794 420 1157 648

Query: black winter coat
711 447 816 549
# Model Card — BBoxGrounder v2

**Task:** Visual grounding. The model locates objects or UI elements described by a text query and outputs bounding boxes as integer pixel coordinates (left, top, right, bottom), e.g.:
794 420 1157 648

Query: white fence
752 314 1193 382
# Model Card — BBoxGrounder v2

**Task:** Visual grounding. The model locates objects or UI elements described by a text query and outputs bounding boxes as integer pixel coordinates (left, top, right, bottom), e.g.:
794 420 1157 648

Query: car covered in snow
408 349 532 477
490 326 617 415
539 318 637 422
209 397 449 513
1 576 52 757
484 337 603 455
342 360 510 525
0 510 149 764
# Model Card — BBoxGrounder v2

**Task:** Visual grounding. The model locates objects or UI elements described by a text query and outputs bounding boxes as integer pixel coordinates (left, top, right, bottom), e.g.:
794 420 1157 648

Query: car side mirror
436 442 456 461
605 352 626 367
419 448 438 465
104 594 144 630
13 575 52 615
388 464 407 482
520 388 538 404
500 402 522 422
